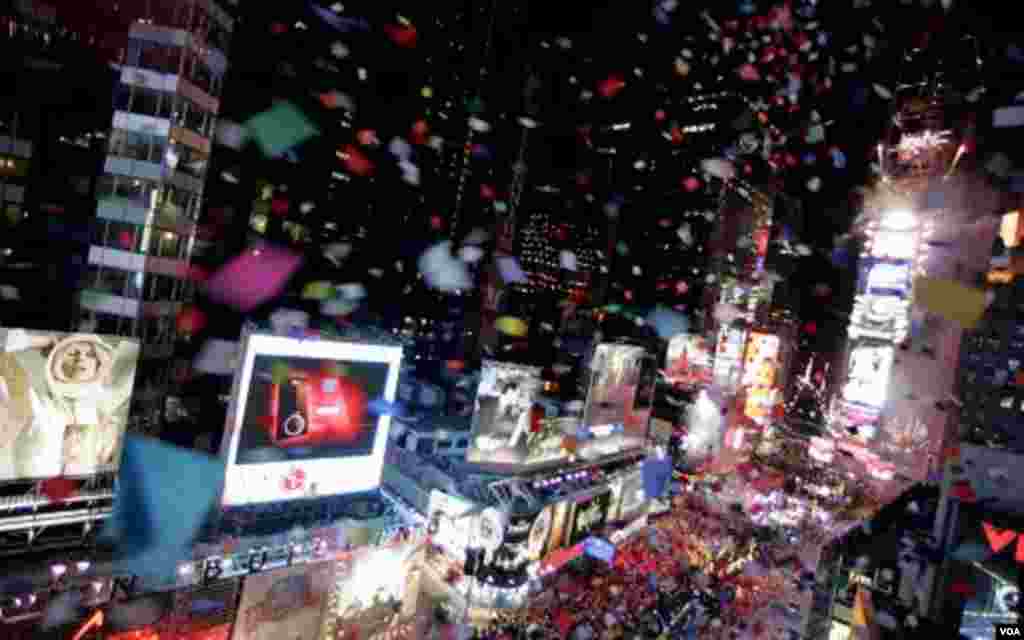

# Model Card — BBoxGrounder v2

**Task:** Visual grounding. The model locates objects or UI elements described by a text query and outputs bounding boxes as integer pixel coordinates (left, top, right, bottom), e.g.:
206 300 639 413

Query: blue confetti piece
830 149 847 169
310 4 370 32
102 436 224 576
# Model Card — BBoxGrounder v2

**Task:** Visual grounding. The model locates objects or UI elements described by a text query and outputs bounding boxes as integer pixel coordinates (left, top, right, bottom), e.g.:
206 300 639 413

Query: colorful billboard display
841 343 895 410
0 329 139 481
567 491 613 546
583 344 645 432
219 333 402 506
713 325 747 390
610 470 647 522
664 334 713 387
848 294 911 342
232 563 335 640
741 332 780 388
466 361 555 467
863 261 912 297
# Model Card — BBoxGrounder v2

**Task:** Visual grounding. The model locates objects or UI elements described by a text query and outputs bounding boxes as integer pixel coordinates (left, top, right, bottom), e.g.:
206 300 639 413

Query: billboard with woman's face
0 329 139 481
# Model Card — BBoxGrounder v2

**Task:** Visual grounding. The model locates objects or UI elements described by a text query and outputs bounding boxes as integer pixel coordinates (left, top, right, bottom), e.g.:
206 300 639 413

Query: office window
181 100 212 138
173 145 208 178
129 87 173 120
137 40 182 75
145 274 177 301
94 267 141 299
113 177 159 204
152 230 181 258
109 129 158 163
107 221 143 252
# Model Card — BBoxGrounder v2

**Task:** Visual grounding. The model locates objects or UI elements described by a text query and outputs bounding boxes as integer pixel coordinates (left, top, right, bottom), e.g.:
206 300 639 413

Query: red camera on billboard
266 372 368 448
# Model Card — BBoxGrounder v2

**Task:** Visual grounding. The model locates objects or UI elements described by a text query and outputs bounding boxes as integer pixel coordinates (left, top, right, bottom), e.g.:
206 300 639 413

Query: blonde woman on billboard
0 331 139 481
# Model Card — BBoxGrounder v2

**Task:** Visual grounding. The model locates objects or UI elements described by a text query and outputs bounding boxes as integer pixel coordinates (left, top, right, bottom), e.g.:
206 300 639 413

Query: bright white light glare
75 561 91 573
870 232 917 260
880 209 916 231
344 549 410 605
178 564 194 576
50 564 67 578
842 345 894 409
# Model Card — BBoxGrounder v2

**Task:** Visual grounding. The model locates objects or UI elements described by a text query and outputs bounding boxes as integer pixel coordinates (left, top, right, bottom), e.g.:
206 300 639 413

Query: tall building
0 4 116 331
73 1 233 420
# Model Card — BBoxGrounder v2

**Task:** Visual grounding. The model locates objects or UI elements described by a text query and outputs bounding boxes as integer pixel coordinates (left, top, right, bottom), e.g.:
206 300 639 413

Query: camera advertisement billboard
220 333 402 506
0 329 139 482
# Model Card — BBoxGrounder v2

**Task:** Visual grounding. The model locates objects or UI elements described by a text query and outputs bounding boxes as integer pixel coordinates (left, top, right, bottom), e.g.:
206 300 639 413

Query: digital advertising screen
568 491 613 546
232 563 335 640
610 470 646 522
466 361 553 467
665 334 713 387
713 326 747 389
841 344 895 410
848 295 911 342
0 329 140 482
741 332 780 389
326 544 422 640
863 261 912 297
220 333 402 506
584 344 645 429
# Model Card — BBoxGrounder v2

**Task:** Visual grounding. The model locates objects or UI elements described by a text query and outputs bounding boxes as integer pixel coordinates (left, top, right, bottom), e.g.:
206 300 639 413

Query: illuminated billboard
713 325 747 389
864 262 912 296
466 361 557 466
583 344 645 430
232 563 335 640
220 333 402 506
665 334 713 387
0 329 140 482
741 332 780 388
841 344 895 410
848 295 911 342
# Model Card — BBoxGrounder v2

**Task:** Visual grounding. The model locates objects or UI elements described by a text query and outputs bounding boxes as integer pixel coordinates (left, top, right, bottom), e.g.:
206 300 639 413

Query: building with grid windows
69 1 233 413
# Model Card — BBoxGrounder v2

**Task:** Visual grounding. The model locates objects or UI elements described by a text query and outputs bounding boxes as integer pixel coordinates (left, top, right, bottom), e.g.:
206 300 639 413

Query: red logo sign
281 467 306 492
983 522 1024 563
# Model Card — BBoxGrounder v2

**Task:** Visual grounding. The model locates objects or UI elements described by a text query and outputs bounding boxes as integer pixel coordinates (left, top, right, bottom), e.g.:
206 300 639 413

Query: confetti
419 241 472 292
204 244 303 312
245 101 319 158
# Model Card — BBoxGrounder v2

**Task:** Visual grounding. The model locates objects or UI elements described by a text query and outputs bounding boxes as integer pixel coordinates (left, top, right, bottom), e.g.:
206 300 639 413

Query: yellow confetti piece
495 316 529 337
302 281 335 300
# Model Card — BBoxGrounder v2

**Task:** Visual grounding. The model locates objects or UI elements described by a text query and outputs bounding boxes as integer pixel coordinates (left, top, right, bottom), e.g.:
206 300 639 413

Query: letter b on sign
996 623 1022 636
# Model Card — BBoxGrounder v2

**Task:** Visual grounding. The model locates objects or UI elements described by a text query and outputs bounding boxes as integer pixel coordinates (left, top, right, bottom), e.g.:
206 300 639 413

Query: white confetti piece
418 241 472 292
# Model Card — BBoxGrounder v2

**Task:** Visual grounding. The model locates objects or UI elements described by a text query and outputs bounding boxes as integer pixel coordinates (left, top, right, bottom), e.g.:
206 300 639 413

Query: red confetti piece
340 144 374 176
682 176 701 192
270 22 288 35
430 215 444 230
385 24 417 48
479 184 496 200
598 74 626 98
41 477 79 503
654 109 666 121
738 64 760 81
411 119 429 145
270 198 290 216
356 129 378 146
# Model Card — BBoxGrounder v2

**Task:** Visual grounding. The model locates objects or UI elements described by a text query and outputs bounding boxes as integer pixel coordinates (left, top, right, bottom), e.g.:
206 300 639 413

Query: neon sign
983 522 1024 564
71 609 104 640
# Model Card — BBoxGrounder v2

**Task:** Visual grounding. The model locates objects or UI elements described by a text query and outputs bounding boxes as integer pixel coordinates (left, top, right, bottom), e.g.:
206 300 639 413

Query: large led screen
466 361 551 466
583 344 647 442
220 334 402 506
741 332 780 388
713 326 747 389
232 563 335 640
0 329 139 482
841 344 895 410
863 262 911 297
568 491 613 546
665 334 713 387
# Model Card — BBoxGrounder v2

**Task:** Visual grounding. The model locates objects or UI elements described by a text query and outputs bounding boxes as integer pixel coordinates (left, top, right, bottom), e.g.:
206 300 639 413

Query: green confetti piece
466 96 485 114
302 281 335 300
245 101 320 158
616 241 630 256
270 361 292 385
